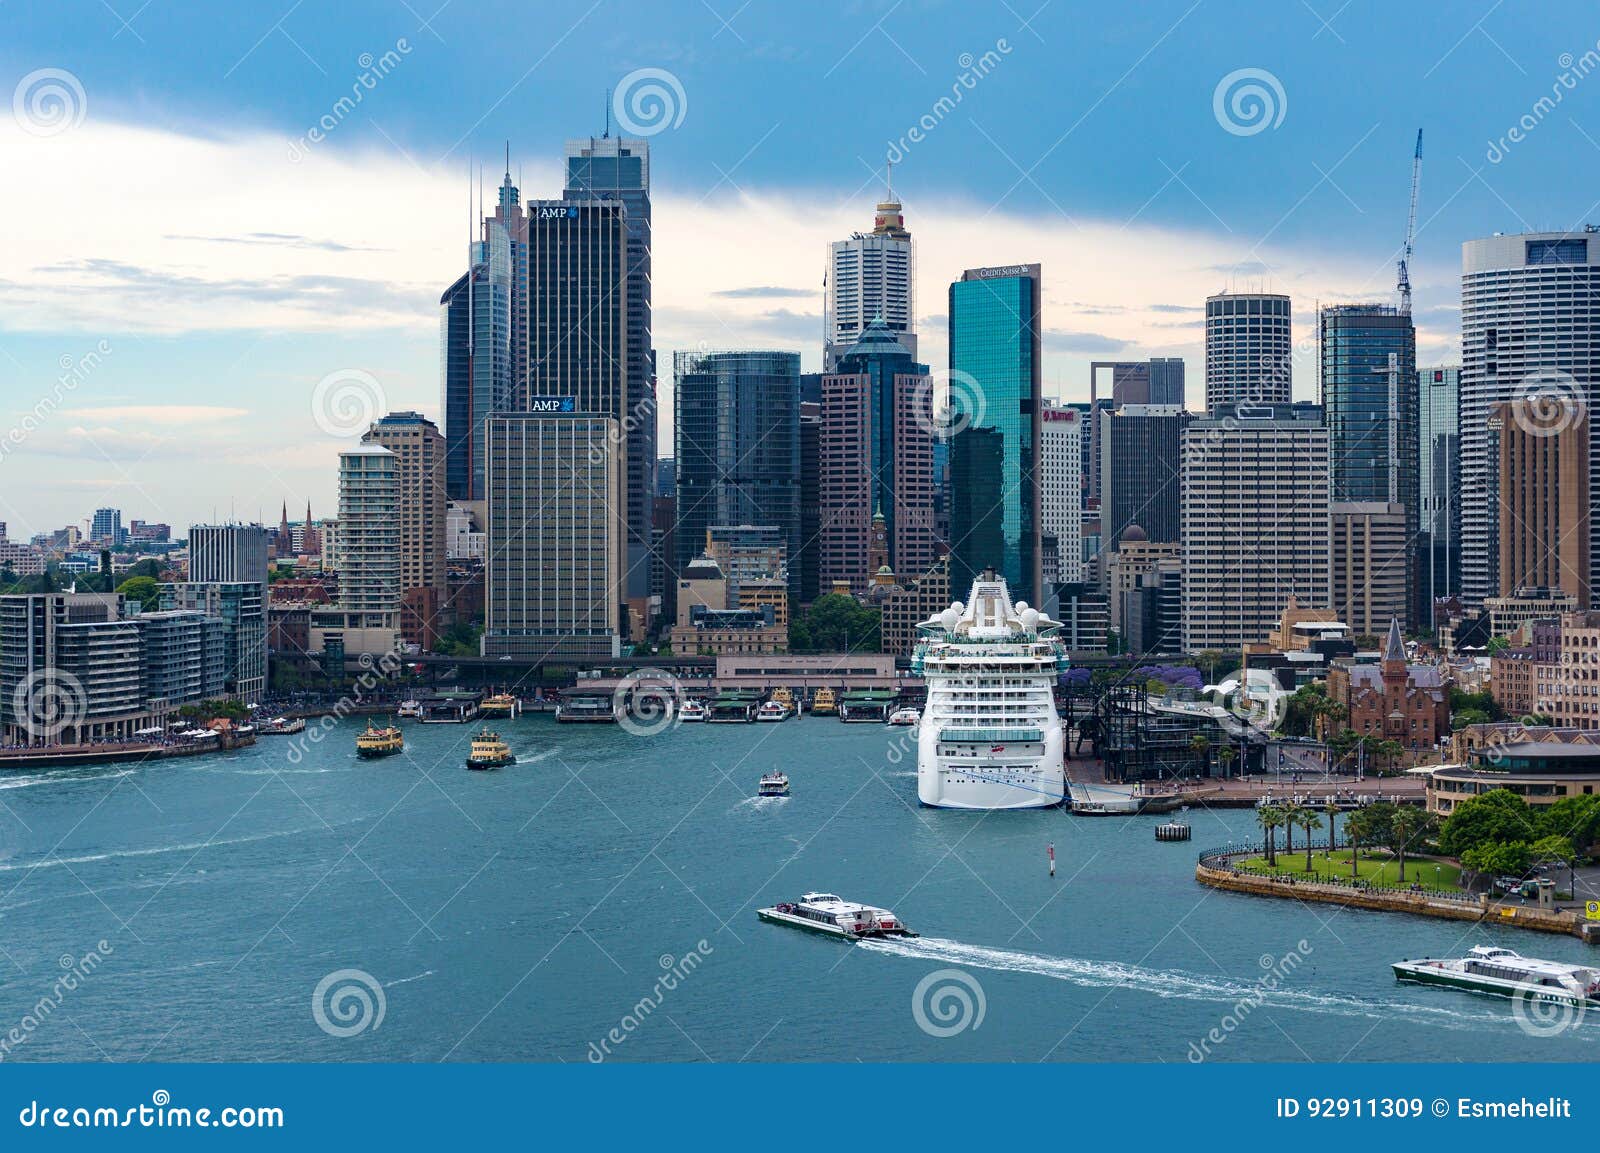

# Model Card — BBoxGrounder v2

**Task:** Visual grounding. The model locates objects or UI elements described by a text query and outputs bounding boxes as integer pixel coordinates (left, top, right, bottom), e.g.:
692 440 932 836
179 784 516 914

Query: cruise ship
912 572 1066 809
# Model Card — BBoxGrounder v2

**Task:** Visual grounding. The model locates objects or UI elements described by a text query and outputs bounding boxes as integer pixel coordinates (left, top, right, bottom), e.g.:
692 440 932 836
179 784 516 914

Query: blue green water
0 714 1594 1063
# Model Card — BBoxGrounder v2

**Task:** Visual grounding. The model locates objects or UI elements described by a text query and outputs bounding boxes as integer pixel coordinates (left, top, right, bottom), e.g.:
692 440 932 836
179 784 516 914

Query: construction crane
1397 129 1422 314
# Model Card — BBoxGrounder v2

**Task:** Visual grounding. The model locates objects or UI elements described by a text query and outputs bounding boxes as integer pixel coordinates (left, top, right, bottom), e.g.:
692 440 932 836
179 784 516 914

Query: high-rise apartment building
363 412 448 646
311 446 400 656
824 194 914 371
483 411 622 661
188 523 269 588
1181 402 1331 651
948 264 1043 604
89 508 124 547
1461 231 1600 607
1040 402 1083 584
161 581 267 704
674 350 801 605
1492 397 1591 604
1204 292 1292 412
797 401 821 607
818 322 936 594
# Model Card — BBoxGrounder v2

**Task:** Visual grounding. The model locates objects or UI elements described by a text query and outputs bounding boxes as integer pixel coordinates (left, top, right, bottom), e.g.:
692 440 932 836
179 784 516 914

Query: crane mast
1398 129 1422 314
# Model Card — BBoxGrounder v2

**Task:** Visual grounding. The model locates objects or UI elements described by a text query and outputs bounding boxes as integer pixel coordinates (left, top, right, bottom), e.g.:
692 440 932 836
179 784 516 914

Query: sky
4 0 1600 537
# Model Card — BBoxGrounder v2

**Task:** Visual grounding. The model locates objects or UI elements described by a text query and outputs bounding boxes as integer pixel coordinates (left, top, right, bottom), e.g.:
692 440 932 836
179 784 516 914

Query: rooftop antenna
603 88 611 139
886 156 894 201
505 139 510 181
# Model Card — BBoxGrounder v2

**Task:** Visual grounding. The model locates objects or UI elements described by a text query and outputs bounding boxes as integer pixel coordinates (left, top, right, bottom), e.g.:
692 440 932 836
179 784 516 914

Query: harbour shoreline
0 732 257 770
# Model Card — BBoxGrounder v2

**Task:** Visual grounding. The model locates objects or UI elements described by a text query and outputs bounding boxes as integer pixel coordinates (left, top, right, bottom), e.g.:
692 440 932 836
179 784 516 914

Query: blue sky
4 0 1599 534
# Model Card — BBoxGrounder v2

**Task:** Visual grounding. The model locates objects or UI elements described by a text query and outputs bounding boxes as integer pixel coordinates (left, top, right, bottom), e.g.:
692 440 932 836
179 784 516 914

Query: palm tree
1344 809 1368 879
1323 799 1341 852
1258 804 1285 867
1298 808 1323 873
1189 734 1211 777
1387 808 1437 884
1217 744 1237 778
1281 803 1302 856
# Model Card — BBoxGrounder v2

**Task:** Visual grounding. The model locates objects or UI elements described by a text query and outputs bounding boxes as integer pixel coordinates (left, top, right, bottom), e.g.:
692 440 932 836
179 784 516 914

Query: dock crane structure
1397 129 1422 314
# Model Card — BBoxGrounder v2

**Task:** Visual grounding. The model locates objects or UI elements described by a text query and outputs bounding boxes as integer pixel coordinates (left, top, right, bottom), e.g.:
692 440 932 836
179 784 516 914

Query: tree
1529 833 1576 871
1460 840 1531 879
1344 809 1369 878
1323 799 1341 852
1281 803 1302 856
1438 788 1539 858
790 594 880 653
1451 707 1492 731
1188 734 1210 773
1387 807 1436 883
1298 807 1323 872
1216 744 1237 777
116 574 160 607
1540 795 1600 854
1258 805 1285 867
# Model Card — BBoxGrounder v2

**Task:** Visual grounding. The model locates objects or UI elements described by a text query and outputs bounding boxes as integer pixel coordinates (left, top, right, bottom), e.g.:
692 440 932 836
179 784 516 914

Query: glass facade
948 266 1042 604
673 351 801 603
1319 304 1419 623
440 223 513 503
1418 366 1461 616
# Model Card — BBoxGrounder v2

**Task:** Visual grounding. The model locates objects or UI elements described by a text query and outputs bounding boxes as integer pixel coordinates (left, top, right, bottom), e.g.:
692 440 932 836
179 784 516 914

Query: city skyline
6 2 1599 531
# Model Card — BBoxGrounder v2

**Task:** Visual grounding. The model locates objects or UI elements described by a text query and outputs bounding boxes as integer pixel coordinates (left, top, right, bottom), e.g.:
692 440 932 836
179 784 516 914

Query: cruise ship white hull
916 724 1065 809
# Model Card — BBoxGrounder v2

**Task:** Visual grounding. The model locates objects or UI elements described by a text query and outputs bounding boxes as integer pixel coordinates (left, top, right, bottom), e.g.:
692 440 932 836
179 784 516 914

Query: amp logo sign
529 397 577 413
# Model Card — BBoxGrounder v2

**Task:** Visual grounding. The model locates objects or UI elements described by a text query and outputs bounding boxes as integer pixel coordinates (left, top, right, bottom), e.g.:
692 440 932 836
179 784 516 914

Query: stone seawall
1195 862 1584 939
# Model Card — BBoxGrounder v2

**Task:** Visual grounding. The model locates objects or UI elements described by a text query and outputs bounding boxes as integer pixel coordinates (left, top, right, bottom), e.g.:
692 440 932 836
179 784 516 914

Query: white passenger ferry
1394 946 1600 1008
757 893 917 940
912 571 1066 809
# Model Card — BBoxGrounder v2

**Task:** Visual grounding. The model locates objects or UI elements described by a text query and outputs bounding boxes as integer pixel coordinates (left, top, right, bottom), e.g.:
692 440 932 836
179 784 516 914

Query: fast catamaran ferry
912 571 1066 809
1394 946 1600 1009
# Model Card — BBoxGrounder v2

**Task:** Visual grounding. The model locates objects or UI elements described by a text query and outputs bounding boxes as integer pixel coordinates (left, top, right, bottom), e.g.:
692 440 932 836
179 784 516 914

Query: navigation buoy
1155 822 1191 842
1048 842 1056 876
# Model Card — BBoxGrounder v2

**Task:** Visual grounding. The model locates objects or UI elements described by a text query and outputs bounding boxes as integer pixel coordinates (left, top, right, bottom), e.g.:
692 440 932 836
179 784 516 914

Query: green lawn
1236 849 1465 891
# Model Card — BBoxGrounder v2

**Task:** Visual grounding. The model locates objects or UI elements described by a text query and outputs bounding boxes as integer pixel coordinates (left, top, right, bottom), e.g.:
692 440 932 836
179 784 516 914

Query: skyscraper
819 322 936 593
440 207 514 504
1181 402 1331 651
90 508 123 547
948 264 1043 604
1204 292 1292 412
1419 365 1461 618
187 524 269 587
311 446 400 657
363 412 448 646
674 350 802 604
1319 303 1418 624
824 194 915 371
1087 359 1185 504
1039 402 1083 584
1330 502 1408 638
565 137 655 609
1099 405 1190 546
483 411 623 661
1461 231 1600 607
1492 397 1590 603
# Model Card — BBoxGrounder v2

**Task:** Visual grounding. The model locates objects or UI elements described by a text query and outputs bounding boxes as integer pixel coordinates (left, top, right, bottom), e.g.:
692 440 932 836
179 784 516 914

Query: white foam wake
514 748 560 765
858 936 1519 1030
0 824 337 873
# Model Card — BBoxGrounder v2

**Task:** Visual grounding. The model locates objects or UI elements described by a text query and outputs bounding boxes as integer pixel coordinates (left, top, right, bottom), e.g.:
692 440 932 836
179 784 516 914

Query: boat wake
0 768 136 791
0 824 346 874
733 795 790 812
858 936 1526 1032
514 748 561 766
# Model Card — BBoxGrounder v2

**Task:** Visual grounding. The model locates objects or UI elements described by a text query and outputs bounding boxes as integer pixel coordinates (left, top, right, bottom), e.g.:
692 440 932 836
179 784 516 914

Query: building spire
1383 616 1405 663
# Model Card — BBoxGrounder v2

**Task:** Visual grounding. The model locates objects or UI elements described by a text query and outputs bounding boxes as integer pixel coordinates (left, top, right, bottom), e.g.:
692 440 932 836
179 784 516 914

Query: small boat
770 686 795 711
809 687 837 716
355 723 404 759
1395 946 1600 1010
757 892 917 940
466 728 515 770
479 692 519 718
396 700 424 719
756 700 791 723
678 699 708 723
758 771 790 797
887 706 920 726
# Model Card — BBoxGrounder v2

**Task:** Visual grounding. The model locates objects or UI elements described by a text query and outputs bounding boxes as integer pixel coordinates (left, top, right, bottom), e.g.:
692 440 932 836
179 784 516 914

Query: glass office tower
1318 303 1419 624
947 264 1043 604
1418 365 1461 620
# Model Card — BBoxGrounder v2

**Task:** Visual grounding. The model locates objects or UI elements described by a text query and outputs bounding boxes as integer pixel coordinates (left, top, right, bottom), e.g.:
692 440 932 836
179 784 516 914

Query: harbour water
0 714 1593 1062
